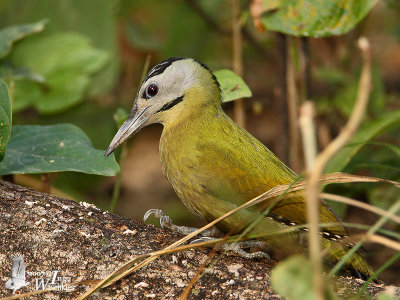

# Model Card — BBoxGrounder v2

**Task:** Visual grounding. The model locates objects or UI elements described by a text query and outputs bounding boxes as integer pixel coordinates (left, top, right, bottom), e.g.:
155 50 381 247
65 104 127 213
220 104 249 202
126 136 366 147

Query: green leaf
0 80 12 161
325 111 400 173
214 69 252 103
1 0 118 98
0 124 119 176
0 19 47 59
260 0 376 37
377 293 399 300
10 32 109 114
271 255 337 300
0 61 45 82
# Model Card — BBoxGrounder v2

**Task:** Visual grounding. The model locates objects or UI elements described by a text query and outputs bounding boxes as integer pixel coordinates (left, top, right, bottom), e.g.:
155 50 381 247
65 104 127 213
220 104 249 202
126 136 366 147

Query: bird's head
105 57 220 156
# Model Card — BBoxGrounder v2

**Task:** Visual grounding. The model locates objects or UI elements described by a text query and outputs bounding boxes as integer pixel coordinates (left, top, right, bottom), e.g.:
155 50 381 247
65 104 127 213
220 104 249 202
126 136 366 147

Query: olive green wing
195 128 347 236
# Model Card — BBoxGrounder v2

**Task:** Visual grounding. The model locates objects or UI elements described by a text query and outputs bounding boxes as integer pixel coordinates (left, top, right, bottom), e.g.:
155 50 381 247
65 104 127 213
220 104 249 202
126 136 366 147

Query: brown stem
299 101 317 170
305 37 372 300
232 0 245 128
301 37 312 99
276 33 289 164
286 37 301 172
41 173 51 194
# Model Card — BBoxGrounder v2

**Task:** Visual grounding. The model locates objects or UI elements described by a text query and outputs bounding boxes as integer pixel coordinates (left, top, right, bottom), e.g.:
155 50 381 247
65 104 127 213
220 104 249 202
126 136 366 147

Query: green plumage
106 57 376 281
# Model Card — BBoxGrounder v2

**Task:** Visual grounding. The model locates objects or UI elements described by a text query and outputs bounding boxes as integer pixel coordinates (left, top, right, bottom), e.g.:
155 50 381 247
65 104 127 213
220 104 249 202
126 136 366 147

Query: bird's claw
143 209 175 231
143 209 269 260
143 208 164 223
143 209 202 235
190 237 214 244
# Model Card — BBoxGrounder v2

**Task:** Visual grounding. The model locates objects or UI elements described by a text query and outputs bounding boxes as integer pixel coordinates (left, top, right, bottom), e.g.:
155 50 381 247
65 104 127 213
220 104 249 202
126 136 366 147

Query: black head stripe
157 95 184 113
145 57 186 81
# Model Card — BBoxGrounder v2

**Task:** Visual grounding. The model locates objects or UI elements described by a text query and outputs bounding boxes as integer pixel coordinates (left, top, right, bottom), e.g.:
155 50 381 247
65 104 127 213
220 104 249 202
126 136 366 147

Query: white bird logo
5 253 30 294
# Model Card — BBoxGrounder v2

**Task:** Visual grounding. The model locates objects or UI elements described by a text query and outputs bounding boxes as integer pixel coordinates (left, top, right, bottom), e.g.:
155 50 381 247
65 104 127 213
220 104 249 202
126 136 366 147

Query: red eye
146 84 158 97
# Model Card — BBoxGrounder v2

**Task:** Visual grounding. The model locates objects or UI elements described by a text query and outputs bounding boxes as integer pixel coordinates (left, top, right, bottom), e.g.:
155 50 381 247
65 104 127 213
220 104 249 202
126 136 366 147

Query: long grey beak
105 107 149 157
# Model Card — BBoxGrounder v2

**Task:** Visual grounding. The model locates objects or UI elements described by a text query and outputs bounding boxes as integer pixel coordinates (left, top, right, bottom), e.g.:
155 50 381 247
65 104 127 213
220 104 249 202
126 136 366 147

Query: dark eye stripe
156 95 184 113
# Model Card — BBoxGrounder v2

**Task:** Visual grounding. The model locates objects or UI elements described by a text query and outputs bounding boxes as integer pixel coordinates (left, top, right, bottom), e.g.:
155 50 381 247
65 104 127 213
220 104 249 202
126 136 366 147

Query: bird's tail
323 239 381 283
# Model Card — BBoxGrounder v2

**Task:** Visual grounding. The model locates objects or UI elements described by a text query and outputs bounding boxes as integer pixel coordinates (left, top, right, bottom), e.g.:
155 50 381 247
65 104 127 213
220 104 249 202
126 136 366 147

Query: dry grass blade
178 240 224 300
322 193 400 225
329 198 400 276
353 234 400 251
76 172 399 299
304 36 372 300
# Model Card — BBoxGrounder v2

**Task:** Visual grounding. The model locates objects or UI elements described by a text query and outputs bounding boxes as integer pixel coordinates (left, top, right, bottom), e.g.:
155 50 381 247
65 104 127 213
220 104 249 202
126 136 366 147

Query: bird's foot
143 209 213 237
144 209 270 260
191 237 270 260
222 240 270 260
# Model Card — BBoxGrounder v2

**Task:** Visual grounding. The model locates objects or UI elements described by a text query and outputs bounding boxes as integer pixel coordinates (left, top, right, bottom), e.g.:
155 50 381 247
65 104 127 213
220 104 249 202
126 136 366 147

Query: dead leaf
250 0 280 33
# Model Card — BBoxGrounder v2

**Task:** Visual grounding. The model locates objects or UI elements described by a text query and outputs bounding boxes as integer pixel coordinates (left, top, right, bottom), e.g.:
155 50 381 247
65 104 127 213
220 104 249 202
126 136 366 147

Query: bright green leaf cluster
10 32 109 113
214 69 252 103
0 20 47 83
0 20 117 177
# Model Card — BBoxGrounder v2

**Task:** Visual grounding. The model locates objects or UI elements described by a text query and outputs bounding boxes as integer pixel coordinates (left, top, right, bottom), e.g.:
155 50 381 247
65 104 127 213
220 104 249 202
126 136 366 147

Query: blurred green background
0 0 399 284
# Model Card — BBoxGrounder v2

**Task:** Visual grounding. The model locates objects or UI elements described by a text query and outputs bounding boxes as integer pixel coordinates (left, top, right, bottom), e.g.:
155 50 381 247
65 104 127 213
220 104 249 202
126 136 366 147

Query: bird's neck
157 84 221 129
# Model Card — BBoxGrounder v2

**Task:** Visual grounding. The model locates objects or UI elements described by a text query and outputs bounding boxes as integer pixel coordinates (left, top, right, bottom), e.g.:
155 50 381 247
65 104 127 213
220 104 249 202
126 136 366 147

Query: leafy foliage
0 61 45 83
0 0 118 97
325 110 400 173
0 80 11 161
0 124 119 176
214 69 252 102
0 19 47 59
259 0 377 37
271 255 337 300
10 32 109 113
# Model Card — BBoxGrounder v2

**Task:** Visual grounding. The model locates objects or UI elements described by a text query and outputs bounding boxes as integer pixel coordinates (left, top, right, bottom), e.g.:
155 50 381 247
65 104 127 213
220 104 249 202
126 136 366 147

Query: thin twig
299 101 317 170
232 0 246 128
178 241 224 299
41 173 50 194
110 55 151 212
286 37 301 172
321 193 400 225
364 234 400 251
305 37 372 300
276 33 289 164
300 37 311 99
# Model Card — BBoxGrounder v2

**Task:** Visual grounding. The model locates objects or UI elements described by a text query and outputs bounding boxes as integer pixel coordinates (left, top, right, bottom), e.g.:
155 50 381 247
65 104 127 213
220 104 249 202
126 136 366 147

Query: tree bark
0 181 390 299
